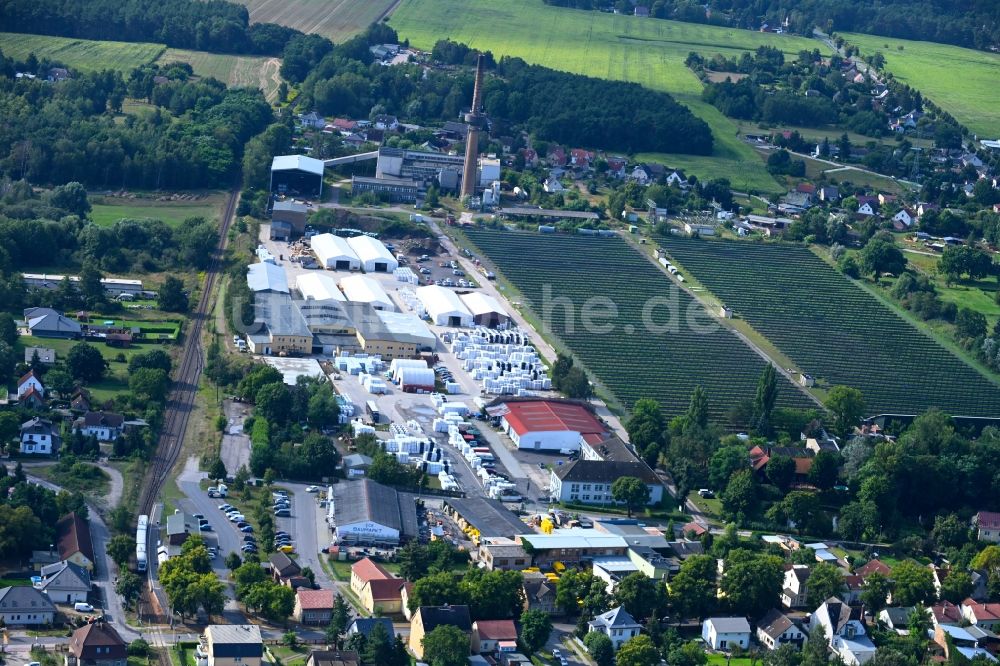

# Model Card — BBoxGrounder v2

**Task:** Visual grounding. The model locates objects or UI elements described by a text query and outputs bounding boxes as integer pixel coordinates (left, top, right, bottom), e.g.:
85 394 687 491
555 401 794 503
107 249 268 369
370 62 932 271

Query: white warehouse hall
296 273 346 302
310 233 360 271
346 235 398 273
339 274 396 311
416 285 473 327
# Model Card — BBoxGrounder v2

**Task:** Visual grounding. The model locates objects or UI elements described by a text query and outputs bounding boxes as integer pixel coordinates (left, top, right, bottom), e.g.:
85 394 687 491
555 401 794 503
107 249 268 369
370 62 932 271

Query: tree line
0 0 302 55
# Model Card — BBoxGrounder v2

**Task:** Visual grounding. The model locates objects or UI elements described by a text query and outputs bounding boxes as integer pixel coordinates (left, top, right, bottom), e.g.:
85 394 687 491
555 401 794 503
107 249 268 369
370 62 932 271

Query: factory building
247 292 312 356
346 235 398 273
338 275 395 311
351 176 420 204
331 479 419 547
375 147 465 187
270 155 325 198
311 234 361 271
459 292 510 328
416 285 473 327
494 399 609 452
270 201 308 241
352 304 436 359
296 273 347 302
247 262 289 295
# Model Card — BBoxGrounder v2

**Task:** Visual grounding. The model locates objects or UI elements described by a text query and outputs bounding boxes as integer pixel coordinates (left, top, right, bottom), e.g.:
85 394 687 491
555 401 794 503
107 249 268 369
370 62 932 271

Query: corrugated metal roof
271 155 325 176
333 479 402 532
255 293 311 338
502 400 606 437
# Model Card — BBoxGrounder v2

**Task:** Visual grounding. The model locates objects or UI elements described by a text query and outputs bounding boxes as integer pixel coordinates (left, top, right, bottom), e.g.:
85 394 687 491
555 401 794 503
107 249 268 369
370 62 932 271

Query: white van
74 602 94 612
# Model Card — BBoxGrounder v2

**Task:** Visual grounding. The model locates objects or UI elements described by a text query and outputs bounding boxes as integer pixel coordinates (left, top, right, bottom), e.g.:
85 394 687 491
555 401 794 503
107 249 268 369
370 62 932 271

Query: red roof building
498 400 608 451
931 601 963 626
56 512 94 571
472 619 518 653
294 589 335 625
974 510 1000 542
855 559 891 578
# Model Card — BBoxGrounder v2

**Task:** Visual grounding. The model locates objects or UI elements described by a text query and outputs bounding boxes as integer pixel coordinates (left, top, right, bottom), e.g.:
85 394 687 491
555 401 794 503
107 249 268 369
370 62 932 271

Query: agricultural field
0 32 164 72
843 33 1000 139
389 0 830 194
89 193 225 228
659 237 1000 417
233 0 396 42
156 49 283 101
463 229 815 419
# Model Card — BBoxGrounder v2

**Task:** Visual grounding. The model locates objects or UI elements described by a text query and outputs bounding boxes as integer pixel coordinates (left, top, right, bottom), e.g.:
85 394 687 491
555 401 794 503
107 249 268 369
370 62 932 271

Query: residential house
547 146 567 167
588 607 641 650
350 557 409 615
17 370 45 398
606 158 627 178
842 575 864 606
299 112 325 129
819 186 840 202
702 617 751 651
0 585 57 625
781 565 812 608
471 619 518 653
810 598 877 666
305 651 360 666
961 600 1000 631
479 538 530 572
855 560 891 579
917 202 939 218
878 607 919 634
24 347 56 365
857 202 877 216
933 624 998 662
543 176 565 193
204 625 263 666
347 617 395 640
67 620 128 666
409 605 473 660
570 149 594 168
548 459 663 505
522 572 558 615
71 389 93 412
332 119 359 134
878 193 898 206
930 601 964 627
73 411 125 442
892 209 915 228
19 386 45 409
757 609 804 650
269 552 302 585
37 560 91 604
294 589 334 625
24 307 82 338
681 522 708 539
974 511 1000 542
20 417 60 455
374 115 399 131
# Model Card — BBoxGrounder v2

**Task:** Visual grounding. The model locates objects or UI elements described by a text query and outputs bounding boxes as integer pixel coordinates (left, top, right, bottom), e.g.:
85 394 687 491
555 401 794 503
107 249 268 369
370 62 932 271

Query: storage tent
339 275 395 311
296 273 346 302
399 366 436 392
389 359 429 383
460 292 510 328
347 235 398 273
416 285 473 327
247 262 289 294
311 233 360 271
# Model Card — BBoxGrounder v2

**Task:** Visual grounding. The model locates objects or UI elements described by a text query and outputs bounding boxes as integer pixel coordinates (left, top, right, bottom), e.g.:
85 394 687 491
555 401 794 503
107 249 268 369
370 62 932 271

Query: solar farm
659 237 1000 417
462 229 815 419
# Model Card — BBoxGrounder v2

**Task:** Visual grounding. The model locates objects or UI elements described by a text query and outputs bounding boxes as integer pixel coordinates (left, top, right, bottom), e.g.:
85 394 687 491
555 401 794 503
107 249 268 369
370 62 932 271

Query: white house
781 565 812 608
974 511 1000 543
73 411 125 442
346 235 398 273
36 560 91 604
588 607 641 650
892 209 915 227
810 598 877 666
17 370 45 398
857 202 877 216
20 417 60 455
0 586 57 625
757 609 804 650
702 617 751 651
549 459 663 505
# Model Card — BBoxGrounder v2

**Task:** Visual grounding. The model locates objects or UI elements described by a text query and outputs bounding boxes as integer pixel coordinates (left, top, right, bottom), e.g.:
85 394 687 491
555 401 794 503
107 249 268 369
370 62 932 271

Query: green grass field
389 0 830 193
234 0 396 42
843 33 1000 139
0 32 165 72
89 194 225 228
156 49 283 101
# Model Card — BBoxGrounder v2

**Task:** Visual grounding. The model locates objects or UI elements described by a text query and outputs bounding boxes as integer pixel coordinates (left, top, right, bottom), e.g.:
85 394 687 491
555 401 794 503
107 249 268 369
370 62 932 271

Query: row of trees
0 463 90 559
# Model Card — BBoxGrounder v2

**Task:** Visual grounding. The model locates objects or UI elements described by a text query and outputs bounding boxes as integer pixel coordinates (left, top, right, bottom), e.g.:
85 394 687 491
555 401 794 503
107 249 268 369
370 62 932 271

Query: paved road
220 400 252 477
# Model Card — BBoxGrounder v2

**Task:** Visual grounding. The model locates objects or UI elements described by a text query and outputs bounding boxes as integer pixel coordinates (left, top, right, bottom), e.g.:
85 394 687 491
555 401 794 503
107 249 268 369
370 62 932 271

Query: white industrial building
346 235 398 273
339 275 396 311
416 285 473 327
296 273 346 302
311 234 360 271
460 292 510 328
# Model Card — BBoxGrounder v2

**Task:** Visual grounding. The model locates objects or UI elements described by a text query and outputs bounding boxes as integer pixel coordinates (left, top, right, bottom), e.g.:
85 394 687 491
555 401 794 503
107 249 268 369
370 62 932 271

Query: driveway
220 400 252 477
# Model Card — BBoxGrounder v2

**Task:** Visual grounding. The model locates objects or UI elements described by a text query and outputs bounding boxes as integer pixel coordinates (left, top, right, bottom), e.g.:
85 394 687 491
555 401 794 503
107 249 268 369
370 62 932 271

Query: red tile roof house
56 512 95 571
855 560 892 579
294 589 335 625
961 600 1000 631
974 511 1000 542
471 619 518 654
68 620 127 666
350 557 410 615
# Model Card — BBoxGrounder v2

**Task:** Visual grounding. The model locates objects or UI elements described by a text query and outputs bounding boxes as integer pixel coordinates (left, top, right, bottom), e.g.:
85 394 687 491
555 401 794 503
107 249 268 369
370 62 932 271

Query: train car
136 514 149 573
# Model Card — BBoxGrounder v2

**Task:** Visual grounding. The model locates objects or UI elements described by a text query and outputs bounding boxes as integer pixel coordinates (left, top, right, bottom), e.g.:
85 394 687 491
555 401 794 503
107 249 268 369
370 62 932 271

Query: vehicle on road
218 504 232 511
192 514 205 520
277 545 295 553
305 485 319 493
200 523 212 531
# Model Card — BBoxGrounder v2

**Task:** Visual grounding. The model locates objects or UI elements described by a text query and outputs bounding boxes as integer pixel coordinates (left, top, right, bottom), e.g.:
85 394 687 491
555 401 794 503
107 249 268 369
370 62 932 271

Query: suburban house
408 605 472 660
305 651 360 666
17 370 45 398
471 619 518 653
0 585 57 625
933 624 997 662
549 459 663 505
522 572 558 615
930 601 964 627
810 598 877 666
204 625 263 666
588 607 641 650
855 560 891 579
67 620 128 666
294 589 335 625
269 552 302 586
56 512 95 571
71 389 93 412
36 560 91 604
878 607 920 634
757 609 804 650
347 617 395 640
960 600 1000 631
73 412 125 442
24 347 56 365
857 202 877 216
24 307 82 338
781 565 812 608
349 557 409 615
974 511 1000 542
20 417 60 455
702 618 751 651
892 209 915 228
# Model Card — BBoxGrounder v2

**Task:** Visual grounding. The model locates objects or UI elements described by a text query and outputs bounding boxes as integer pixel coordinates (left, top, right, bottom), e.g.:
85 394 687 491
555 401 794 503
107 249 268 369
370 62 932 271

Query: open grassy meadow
89 193 226 228
389 0 830 193
0 32 164 72
843 33 1000 139
234 0 397 42
156 49 283 101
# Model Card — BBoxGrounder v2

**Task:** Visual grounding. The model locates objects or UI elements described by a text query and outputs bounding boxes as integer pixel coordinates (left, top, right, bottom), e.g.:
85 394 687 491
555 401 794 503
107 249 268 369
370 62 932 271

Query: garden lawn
389 0 830 192
0 32 164 72
843 32 1000 139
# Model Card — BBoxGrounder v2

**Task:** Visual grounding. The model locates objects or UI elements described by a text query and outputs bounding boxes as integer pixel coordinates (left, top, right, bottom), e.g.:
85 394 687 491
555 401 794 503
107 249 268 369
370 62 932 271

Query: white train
136 514 148 573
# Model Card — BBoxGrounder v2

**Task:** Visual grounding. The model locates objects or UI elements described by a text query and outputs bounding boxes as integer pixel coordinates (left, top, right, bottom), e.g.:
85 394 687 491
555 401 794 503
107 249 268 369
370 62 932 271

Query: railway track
137 186 239 519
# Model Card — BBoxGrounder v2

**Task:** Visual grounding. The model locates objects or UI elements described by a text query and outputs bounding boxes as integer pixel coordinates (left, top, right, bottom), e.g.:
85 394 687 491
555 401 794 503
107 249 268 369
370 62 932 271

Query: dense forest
294 31 713 155
0 53 273 190
544 0 1000 52
0 0 301 55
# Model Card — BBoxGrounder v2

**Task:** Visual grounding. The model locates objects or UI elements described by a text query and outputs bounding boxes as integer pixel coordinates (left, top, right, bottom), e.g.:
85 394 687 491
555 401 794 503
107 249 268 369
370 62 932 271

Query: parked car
277 545 295 554
74 603 94 612
240 525 254 533
275 509 291 517
305 485 319 493
200 523 212 531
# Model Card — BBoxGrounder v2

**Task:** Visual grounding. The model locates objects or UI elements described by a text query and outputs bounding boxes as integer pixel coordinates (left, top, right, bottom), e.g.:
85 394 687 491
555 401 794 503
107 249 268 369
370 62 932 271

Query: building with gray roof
332 479 418 546
23 307 82 339
247 262 289 294
37 560 91 604
443 497 528 539
0 585 57 625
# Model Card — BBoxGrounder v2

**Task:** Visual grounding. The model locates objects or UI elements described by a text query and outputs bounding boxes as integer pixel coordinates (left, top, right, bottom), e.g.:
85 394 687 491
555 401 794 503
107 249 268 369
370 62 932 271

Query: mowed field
463 229 815 419
234 0 397 42
659 237 1000 417
389 0 829 193
157 49 283 101
843 33 1000 139
0 32 164 72
90 194 226 228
